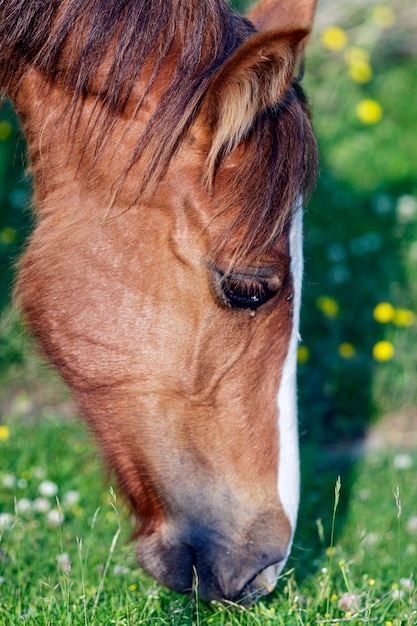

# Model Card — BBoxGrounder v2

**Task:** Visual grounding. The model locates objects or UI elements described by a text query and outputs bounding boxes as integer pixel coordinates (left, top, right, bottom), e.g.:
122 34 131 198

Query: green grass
1 409 417 624
297 3 417 441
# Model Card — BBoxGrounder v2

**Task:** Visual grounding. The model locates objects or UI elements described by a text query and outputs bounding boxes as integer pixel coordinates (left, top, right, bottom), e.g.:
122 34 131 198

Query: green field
0 413 416 624
1 0 417 623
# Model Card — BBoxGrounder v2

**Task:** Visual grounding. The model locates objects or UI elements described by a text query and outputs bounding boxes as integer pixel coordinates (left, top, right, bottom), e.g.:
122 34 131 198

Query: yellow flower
348 60 373 83
372 6 396 27
316 296 339 319
0 425 10 441
356 99 383 124
373 302 395 323
0 120 13 141
393 308 415 327
320 26 348 51
0 227 18 245
129 584 137 591
373 341 395 361
338 343 355 359
369 579 376 586
297 345 310 364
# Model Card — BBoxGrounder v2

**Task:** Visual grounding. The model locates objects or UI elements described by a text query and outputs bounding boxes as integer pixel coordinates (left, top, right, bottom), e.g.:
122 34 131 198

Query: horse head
1 0 317 604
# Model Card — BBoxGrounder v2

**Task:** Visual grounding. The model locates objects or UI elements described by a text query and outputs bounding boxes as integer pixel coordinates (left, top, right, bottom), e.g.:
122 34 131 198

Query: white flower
16 498 32 513
33 467 47 480
359 488 370 501
396 195 417 223
33 498 51 513
113 565 130 576
63 490 80 506
392 589 405 600
47 509 65 527
2 474 16 488
0 513 13 530
0 576 5 584
393 454 413 470
363 532 379 547
338 592 361 612
57 553 71 573
39 480 59 498
406 516 417 533
17 479 27 489
400 577 414 590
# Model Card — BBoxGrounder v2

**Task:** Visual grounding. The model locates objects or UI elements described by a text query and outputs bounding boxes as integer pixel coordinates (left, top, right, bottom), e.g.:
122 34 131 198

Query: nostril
236 560 284 605
251 562 280 594
136 521 289 605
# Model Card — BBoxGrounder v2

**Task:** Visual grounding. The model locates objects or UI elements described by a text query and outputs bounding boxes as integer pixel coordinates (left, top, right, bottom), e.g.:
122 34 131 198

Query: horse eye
214 270 281 310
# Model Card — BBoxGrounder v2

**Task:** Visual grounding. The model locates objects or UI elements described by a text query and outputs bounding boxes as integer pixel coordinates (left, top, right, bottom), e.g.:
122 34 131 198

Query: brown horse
0 0 317 604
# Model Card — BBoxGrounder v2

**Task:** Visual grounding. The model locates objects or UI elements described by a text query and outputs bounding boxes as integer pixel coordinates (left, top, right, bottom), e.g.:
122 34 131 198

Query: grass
1 406 417 624
1 0 417 623
298 1 417 442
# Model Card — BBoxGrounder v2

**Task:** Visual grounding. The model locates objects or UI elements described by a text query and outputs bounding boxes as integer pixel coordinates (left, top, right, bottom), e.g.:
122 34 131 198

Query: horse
0 0 317 605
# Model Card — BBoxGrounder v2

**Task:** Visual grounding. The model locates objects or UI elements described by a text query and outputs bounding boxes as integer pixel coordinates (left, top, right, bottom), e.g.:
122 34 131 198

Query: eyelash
216 272 279 310
222 276 268 309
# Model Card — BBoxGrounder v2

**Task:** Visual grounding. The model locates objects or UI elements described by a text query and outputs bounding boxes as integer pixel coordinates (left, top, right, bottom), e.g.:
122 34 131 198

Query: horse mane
0 0 317 262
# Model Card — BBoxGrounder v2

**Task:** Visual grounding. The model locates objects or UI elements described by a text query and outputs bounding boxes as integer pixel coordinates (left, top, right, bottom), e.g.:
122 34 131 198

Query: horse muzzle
135 514 291 604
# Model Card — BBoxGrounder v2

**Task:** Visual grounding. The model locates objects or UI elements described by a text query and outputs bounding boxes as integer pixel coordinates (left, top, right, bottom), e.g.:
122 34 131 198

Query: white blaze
277 206 303 543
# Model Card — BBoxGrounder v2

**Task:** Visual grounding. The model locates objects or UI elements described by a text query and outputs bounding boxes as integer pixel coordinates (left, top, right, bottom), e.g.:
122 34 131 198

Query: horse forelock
0 0 249 182
0 0 317 264
210 86 317 266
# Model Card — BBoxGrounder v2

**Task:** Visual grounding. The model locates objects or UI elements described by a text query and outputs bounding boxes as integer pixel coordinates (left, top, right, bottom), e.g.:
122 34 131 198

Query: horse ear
247 0 318 34
204 28 309 182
